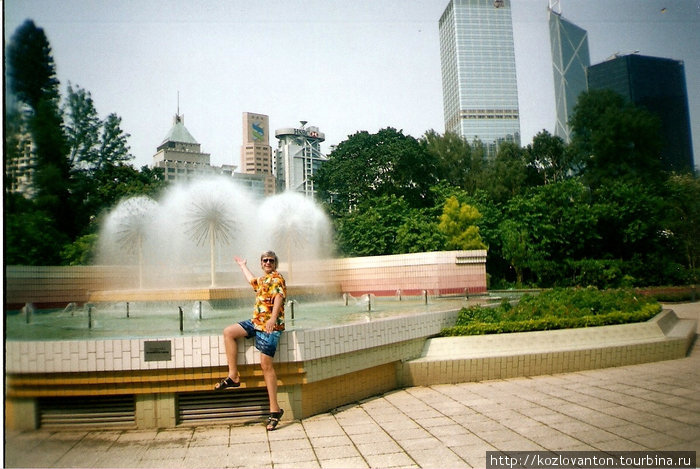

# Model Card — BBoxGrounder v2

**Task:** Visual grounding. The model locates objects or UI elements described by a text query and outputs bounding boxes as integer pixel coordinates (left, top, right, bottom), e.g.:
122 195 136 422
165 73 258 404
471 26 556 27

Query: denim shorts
239 320 282 357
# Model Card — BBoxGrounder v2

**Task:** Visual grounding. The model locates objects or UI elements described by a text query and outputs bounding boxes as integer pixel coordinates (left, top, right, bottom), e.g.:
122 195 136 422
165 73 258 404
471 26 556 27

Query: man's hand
234 256 247 266
264 318 275 333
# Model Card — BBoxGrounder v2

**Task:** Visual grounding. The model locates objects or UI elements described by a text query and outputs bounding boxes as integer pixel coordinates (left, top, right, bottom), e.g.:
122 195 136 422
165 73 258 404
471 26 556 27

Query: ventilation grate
177 389 270 425
38 395 136 430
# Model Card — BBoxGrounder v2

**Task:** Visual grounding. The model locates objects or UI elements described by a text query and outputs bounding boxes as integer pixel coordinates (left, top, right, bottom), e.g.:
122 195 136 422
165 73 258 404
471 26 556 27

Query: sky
4 0 700 170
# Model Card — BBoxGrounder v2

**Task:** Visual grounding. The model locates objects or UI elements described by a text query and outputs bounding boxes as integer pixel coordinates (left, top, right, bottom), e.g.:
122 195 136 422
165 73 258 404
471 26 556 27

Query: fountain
92 177 335 301
99 195 158 288
5 175 489 431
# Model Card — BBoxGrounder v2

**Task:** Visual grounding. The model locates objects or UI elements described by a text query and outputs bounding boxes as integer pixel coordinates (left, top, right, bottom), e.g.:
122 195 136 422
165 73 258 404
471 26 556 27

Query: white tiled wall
5 308 460 374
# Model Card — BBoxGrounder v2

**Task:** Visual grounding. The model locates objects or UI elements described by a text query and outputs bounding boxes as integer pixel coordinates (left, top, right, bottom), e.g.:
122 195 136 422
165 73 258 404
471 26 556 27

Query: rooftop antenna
606 50 640 61
175 91 183 124
548 0 561 15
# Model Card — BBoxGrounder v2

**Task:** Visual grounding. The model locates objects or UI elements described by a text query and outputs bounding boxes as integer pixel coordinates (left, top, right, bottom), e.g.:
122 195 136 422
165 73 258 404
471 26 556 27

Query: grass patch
440 287 662 336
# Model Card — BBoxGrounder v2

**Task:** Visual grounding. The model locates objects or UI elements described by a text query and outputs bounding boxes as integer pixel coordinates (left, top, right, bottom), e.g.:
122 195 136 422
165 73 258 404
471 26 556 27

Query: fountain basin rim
87 284 343 303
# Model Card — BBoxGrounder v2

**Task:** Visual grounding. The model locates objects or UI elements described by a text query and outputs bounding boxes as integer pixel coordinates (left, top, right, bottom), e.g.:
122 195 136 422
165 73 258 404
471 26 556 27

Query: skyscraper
274 122 327 197
439 0 520 155
548 3 589 143
587 54 695 172
240 112 276 195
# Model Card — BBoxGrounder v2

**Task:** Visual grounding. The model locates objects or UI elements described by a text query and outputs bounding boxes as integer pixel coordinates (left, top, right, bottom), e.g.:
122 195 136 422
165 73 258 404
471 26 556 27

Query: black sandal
266 409 284 431
214 376 240 390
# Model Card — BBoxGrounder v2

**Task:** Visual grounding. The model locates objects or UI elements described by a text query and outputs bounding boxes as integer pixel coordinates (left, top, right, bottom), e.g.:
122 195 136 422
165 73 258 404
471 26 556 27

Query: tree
570 89 664 186
591 180 665 261
395 208 445 254
498 219 530 286
334 195 411 256
70 164 166 236
64 83 133 172
64 83 101 168
498 179 600 286
421 130 484 193
7 19 74 239
525 130 577 185
4 195 68 265
99 113 133 168
315 127 438 216
438 196 487 250
662 174 700 279
476 142 529 204
6 20 60 110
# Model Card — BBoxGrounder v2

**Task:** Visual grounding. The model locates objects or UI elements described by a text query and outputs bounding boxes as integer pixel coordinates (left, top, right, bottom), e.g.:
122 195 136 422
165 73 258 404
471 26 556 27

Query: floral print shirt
250 270 286 331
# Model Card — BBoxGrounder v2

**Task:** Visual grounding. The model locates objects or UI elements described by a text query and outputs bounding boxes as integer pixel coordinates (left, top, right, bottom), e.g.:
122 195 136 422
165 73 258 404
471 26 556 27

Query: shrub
441 287 661 336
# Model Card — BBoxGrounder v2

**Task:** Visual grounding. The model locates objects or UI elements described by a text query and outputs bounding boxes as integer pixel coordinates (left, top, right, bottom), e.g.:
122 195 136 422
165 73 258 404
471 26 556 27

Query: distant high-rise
274 123 327 197
240 112 276 195
587 54 695 172
152 114 213 182
548 4 589 143
439 0 520 155
4 100 35 196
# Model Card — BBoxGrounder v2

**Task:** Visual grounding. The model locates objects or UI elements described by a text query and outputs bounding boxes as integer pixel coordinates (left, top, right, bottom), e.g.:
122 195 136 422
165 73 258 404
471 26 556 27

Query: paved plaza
4 303 699 468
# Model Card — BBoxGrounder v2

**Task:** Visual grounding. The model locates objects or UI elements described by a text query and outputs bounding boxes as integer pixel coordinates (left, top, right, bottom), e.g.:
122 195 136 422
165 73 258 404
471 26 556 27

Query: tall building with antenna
439 0 520 156
274 121 327 197
152 113 214 182
548 0 590 143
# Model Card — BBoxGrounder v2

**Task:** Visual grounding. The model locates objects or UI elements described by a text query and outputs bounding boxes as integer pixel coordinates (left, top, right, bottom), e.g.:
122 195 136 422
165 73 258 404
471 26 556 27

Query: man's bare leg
260 354 279 412
222 323 246 382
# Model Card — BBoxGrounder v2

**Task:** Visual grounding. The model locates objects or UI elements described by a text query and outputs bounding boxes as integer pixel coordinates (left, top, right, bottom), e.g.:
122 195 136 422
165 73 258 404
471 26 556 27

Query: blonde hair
260 251 278 265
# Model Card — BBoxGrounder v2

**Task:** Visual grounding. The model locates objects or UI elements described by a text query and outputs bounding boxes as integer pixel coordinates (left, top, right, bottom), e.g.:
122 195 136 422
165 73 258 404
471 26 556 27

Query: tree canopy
5 20 697 289
4 20 164 266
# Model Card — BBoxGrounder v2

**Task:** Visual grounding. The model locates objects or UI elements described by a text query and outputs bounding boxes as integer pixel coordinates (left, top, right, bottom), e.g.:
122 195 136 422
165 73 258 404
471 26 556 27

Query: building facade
439 0 520 155
548 5 589 143
152 114 214 181
587 54 695 172
274 123 327 197
239 112 276 195
4 103 35 197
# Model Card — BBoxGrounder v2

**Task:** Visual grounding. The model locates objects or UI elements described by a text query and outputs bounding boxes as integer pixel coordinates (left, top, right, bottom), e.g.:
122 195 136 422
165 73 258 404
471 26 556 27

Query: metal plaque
144 340 172 362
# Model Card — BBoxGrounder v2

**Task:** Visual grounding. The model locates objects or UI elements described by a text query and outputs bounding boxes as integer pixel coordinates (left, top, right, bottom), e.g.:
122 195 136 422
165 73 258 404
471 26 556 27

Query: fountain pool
6 295 476 341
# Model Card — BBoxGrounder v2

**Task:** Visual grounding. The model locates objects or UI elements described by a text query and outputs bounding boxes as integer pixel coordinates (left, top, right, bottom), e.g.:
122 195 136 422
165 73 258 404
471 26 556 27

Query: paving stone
5 310 699 469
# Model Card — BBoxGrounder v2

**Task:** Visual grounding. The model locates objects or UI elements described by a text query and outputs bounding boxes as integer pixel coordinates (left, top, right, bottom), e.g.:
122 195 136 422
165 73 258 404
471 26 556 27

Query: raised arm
234 256 256 283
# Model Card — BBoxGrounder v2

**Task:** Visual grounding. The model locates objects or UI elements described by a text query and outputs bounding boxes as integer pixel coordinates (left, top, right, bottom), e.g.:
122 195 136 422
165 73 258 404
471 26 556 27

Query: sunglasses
262 258 276 264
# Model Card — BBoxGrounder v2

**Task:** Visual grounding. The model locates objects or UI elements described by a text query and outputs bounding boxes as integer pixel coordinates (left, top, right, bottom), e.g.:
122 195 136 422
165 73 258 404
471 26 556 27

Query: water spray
23 303 33 324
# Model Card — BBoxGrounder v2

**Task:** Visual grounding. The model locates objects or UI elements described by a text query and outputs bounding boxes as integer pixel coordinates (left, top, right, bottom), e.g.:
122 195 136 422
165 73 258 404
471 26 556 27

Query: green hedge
440 287 662 336
636 286 699 303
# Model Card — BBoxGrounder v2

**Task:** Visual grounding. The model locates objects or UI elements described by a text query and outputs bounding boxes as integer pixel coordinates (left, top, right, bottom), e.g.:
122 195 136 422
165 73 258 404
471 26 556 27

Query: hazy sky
4 0 699 169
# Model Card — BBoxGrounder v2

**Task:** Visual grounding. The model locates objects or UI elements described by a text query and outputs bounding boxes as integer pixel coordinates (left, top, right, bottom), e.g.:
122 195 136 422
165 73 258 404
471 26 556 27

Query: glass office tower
549 7 589 143
439 0 520 156
588 54 695 172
